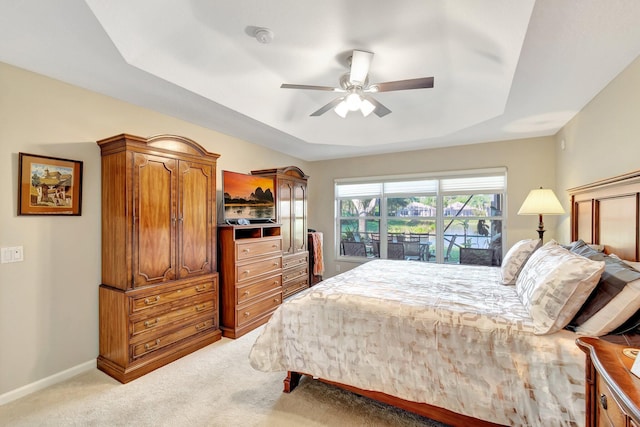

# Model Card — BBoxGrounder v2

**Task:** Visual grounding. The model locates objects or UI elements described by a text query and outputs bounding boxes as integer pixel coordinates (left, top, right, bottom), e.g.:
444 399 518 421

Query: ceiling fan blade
363 96 392 117
350 50 373 85
371 77 434 92
310 97 345 116
281 83 339 91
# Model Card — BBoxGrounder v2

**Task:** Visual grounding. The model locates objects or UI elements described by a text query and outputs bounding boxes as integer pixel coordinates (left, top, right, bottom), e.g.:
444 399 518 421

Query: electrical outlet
13 246 23 262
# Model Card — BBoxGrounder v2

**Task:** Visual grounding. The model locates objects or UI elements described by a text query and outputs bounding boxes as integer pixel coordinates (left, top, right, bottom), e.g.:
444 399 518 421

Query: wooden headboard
569 170 640 262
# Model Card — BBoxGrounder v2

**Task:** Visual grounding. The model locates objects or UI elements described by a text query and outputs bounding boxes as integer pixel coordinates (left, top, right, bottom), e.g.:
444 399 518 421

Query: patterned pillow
574 278 640 336
515 240 605 335
567 240 640 329
500 239 541 285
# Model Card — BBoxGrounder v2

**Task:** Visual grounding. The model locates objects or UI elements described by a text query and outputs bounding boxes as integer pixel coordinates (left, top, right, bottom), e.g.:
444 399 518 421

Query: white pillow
500 239 541 285
516 240 605 335
575 278 640 336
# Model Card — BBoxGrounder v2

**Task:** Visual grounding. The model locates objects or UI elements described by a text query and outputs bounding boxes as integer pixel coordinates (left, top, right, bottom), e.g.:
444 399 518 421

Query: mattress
249 259 585 426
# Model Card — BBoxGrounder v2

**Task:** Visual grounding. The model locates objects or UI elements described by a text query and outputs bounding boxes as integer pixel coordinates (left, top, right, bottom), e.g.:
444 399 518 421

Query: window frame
335 168 506 263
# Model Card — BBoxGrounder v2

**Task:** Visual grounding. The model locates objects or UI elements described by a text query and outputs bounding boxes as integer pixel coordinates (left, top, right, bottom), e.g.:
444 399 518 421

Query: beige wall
306 136 558 278
554 55 640 243
0 62 309 397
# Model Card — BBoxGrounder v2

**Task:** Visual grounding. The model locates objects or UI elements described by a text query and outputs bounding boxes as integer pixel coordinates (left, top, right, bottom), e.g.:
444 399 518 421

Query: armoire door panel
133 153 176 286
279 180 293 255
293 183 307 252
178 161 214 277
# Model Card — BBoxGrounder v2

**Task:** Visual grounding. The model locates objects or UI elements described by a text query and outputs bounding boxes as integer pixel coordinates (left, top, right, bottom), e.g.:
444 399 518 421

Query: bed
249 170 640 427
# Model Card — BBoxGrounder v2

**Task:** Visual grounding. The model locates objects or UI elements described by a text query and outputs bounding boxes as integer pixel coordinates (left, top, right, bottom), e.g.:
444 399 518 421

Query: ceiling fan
281 49 434 118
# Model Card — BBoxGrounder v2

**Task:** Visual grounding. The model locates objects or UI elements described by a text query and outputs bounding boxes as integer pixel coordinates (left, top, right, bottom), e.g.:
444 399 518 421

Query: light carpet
0 327 447 426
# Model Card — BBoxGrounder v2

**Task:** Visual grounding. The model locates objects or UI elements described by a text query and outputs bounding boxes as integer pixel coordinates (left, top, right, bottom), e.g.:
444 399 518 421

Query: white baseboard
0 359 96 406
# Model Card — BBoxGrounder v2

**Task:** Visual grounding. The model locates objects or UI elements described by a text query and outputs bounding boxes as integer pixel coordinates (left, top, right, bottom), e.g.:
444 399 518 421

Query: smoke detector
254 28 274 44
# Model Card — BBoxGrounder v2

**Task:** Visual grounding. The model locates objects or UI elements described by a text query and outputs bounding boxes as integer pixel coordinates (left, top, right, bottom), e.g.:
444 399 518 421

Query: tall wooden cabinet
251 167 309 298
97 134 222 383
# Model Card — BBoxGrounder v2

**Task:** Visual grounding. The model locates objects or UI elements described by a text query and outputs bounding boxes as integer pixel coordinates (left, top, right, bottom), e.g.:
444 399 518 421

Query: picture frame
18 152 83 216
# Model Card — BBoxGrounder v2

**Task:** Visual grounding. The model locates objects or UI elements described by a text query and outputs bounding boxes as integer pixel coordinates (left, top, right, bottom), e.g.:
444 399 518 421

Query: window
336 169 505 265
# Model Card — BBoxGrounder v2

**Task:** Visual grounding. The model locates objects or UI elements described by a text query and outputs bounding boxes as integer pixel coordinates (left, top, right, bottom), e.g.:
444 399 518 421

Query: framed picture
18 152 83 216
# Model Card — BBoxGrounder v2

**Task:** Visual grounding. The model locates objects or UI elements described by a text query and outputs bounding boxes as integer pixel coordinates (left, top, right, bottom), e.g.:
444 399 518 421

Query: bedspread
249 260 585 426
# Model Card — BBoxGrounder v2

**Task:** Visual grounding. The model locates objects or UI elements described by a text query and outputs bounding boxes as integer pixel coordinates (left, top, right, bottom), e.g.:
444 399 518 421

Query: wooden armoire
251 166 309 298
96 134 222 383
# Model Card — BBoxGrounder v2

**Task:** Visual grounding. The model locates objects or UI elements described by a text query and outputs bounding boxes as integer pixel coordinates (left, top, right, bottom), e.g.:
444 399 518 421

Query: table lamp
517 187 565 240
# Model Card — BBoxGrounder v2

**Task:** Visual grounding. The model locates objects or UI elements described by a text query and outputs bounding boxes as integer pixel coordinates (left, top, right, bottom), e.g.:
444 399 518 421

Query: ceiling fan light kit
281 49 434 118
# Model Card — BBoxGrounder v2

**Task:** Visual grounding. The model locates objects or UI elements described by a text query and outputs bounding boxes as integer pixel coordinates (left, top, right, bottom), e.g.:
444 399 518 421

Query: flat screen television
222 170 275 224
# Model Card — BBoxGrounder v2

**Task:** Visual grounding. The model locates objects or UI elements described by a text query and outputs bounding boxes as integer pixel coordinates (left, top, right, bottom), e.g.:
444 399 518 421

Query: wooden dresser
251 167 309 298
96 134 222 383
218 224 283 338
577 337 640 426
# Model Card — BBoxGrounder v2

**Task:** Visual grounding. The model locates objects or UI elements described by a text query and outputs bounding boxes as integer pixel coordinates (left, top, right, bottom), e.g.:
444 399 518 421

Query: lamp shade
517 188 565 215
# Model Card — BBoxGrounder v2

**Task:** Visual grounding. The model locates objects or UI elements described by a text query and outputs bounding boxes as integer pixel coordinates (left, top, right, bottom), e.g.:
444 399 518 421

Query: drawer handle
243 290 251 296
144 318 160 328
272 244 278 248
274 298 280 303
243 270 250 275
599 393 608 410
144 296 160 305
195 285 207 292
195 322 208 331
195 304 206 312
243 311 251 317
242 248 250 253
145 339 161 351
273 262 279 267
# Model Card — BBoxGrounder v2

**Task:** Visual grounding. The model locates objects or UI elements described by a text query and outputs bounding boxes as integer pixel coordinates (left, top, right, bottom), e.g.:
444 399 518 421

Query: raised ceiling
1 0 639 161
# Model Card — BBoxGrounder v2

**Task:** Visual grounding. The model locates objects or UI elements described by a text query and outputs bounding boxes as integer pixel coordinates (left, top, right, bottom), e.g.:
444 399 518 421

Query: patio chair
403 241 421 260
371 240 380 258
342 241 367 257
387 242 405 260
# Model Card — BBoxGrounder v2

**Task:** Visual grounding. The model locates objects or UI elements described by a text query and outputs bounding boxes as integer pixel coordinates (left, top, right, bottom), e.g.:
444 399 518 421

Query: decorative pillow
625 260 640 272
565 239 605 261
500 239 541 285
515 240 605 335
567 240 640 330
609 254 640 272
563 241 605 254
574 278 640 336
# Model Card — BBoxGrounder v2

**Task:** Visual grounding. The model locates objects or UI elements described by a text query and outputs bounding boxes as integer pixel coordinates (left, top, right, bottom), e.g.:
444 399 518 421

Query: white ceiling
1 0 639 161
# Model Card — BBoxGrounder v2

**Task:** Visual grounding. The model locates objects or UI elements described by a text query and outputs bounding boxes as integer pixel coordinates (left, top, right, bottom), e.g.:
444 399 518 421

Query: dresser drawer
131 278 216 313
596 373 627 426
282 264 308 285
237 274 282 304
283 277 309 299
282 251 308 269
130 293 215 337
236 238 282 261
237 291 281 327
236 256 282 283
131 318 215 359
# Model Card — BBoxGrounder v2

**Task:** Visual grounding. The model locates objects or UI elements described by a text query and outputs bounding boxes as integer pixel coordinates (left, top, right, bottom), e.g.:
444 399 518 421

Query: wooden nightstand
577 337 640 426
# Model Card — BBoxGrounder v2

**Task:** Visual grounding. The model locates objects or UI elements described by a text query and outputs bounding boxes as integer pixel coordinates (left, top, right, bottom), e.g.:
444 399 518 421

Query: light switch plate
1 246 24 263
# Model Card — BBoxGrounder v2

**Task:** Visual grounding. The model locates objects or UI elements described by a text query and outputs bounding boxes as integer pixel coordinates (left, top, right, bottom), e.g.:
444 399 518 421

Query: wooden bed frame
282 169 640 427
569 169 640 261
